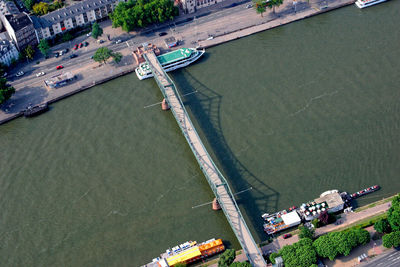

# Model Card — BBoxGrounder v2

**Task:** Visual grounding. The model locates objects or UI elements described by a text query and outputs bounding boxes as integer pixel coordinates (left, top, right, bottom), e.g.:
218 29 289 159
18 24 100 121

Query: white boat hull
355 0 387 8
135 49 205 80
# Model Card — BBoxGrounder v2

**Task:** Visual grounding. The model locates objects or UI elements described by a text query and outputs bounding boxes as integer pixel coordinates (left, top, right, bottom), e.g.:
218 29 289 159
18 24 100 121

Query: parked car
69 54 78 59
83 41 89 47
115 39 122 44
283 234 292 239
246 4 253 8
36 72 45 77
16 71 24 77
56 65 64 70
97 39 104 44
54 53 59 58
3 72 7 77
73 44 78 50
158 32 167 37
79 43 83 48
87 32 91 37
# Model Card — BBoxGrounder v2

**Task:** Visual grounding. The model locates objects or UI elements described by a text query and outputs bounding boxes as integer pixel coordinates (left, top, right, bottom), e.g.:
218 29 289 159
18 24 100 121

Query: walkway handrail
143 52 266 266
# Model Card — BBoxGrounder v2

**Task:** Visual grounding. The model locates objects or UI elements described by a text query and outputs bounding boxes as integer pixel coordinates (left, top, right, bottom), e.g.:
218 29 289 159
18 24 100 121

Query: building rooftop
5 13 32 31
315 192 344 209
39 0 114 28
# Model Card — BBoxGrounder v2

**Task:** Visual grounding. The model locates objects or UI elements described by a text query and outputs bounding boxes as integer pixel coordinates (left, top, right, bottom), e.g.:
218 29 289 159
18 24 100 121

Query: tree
374 218 392 234
110 0 178 32
38 39 50 56
266 0 284 14
92 22 103 39
388 194 400 231
24 45 35 60
93 47 113 64
318 210 329 225
313 234 337 260
218 248 235 266
269 252 279 264
23 0 35 10
62 32 73 42
382 231 400 248
253 0 266 17
278 238 317 267
0 77 15 104
299 225 315 239
112 52 122 64
33 2 49 15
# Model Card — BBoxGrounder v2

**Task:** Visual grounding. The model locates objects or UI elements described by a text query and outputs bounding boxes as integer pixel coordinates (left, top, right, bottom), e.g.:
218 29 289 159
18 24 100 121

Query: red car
79 43 83 48
56 65 64 70
283 234 292 239
73 44 78 50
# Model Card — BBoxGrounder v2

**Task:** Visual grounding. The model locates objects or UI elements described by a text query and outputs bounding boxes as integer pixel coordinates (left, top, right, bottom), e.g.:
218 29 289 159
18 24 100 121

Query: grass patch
332 212 388 232
355 195 395 212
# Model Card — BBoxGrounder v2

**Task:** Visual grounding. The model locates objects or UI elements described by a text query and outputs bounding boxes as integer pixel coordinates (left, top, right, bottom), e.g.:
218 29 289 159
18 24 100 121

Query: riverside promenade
144 50 266 266
0 0 356 126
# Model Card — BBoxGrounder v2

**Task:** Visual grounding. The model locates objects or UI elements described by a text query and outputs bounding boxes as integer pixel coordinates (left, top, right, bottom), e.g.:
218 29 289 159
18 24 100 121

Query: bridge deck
143 51 266 267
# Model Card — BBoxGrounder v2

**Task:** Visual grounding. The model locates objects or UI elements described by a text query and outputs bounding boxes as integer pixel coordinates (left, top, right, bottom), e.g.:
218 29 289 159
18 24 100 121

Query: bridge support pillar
212 198 221 210
161 98 170 111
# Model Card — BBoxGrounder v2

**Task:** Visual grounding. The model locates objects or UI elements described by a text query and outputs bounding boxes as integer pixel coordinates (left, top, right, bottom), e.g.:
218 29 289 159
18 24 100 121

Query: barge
142 238 225 267
23 103 49 117
351 185 380 199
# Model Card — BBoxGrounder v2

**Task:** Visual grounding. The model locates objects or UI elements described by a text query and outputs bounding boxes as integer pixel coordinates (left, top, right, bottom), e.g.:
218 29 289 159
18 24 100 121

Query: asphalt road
362 249 400 267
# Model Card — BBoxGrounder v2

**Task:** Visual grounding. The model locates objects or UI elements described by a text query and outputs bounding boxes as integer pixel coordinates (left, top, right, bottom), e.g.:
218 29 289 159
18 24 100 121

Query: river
1 1 400 266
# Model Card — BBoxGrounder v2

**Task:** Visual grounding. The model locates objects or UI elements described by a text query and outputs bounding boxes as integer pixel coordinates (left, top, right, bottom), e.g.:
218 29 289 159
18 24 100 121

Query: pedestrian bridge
143 51 266 267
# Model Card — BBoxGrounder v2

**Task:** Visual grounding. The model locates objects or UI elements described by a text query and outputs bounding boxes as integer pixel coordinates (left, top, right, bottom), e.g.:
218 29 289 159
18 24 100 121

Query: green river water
1 2 400 266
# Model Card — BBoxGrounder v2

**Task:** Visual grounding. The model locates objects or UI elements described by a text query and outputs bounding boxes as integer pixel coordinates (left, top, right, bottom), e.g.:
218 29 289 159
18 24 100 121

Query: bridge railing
143 53 264 266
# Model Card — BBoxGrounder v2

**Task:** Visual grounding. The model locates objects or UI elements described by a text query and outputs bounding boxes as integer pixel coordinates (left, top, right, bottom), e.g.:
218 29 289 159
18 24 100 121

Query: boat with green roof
135 48 205 80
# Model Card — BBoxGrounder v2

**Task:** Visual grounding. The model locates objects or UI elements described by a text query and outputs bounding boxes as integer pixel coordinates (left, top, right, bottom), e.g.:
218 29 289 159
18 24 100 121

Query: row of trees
270 226 370 266
253 0 284 17
32 0 64 16
374 194 400 248
109 0 179 32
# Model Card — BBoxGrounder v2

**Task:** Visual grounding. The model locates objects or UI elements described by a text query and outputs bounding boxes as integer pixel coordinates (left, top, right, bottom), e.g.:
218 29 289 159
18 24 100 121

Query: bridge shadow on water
171 61 280 242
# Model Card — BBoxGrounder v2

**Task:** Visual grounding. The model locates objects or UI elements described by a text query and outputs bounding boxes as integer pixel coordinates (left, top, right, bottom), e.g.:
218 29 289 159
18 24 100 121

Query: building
299 191 345 221
180 0 221 14
263 210 302 234
164 36 178 48
0 33 18 66
0 12 38 51
34 0 124 40
44 72 75 88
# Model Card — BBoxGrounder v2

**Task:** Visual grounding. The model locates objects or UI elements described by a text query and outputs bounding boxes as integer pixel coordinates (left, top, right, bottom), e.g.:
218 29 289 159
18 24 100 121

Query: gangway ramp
143 51 266 267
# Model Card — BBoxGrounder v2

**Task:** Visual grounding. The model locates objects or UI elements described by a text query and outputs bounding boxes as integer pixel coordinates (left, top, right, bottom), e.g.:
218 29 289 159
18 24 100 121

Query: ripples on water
1 2 400 266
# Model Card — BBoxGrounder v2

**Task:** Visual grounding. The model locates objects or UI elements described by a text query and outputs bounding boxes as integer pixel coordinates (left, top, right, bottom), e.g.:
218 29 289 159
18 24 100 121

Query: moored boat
355 0 387 8
351 185 380 199
23 103 49 117
135 48 205 80
142 238 225 266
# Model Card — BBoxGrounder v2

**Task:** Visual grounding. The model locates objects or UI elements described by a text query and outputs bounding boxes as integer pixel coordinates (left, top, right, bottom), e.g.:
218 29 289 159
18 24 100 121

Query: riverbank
0 0 357 125
198 194 395 267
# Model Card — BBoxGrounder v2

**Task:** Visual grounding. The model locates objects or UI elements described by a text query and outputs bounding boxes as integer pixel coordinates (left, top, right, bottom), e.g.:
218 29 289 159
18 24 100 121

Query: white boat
135 48 205 80
355 0 387 8
320 189 338 198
